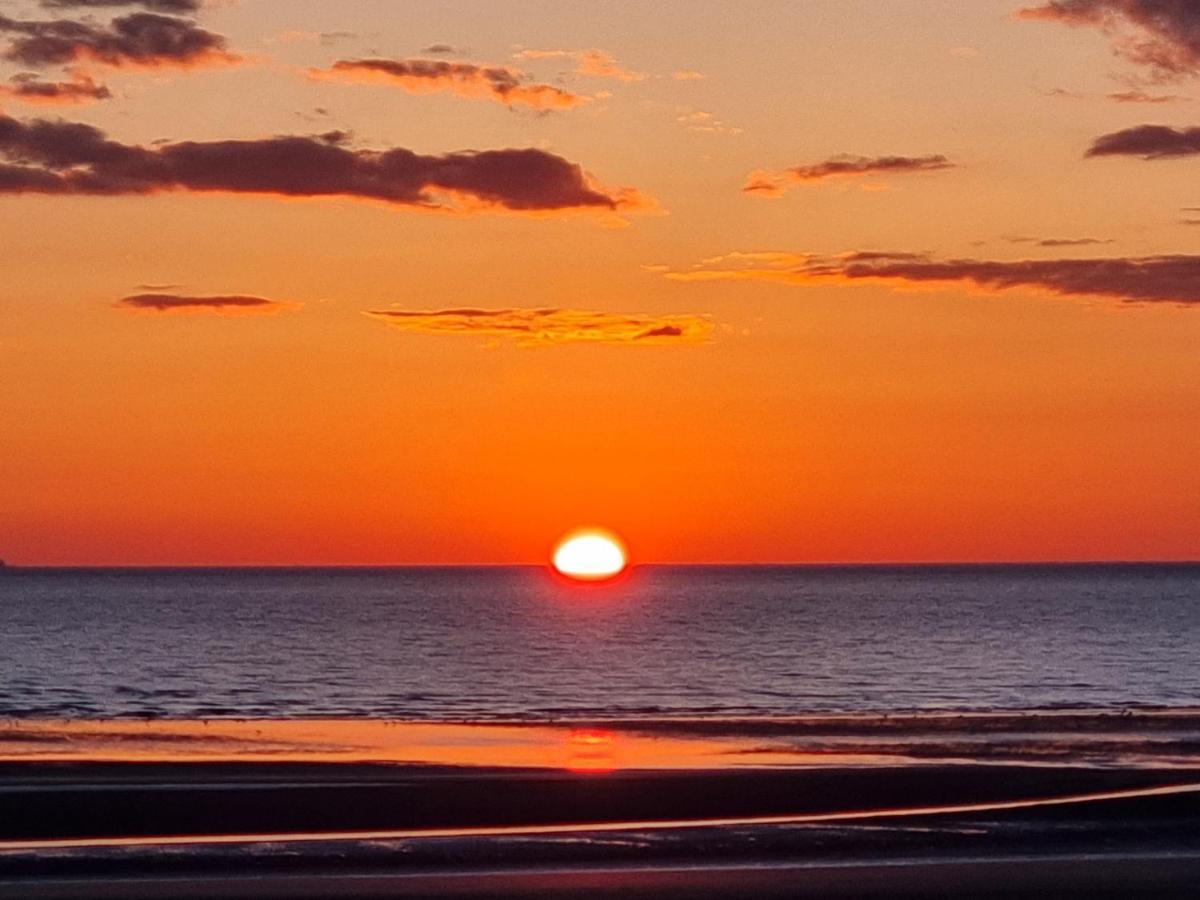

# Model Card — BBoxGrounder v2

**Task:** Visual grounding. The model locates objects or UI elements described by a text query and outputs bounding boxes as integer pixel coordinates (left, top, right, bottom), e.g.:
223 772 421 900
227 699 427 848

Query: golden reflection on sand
7 711 1200 769
0 720 877 769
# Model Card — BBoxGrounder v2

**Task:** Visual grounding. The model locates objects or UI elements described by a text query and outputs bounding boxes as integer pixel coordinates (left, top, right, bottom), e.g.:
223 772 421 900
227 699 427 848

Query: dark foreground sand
2 713 1200 897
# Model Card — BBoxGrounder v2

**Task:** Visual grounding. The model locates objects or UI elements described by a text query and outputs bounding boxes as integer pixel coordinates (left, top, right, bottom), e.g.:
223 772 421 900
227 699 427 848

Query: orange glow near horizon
552 530 628 581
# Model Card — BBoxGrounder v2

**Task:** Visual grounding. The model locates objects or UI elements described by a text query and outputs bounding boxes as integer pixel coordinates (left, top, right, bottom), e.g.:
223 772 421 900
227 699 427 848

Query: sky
1 0 1199 565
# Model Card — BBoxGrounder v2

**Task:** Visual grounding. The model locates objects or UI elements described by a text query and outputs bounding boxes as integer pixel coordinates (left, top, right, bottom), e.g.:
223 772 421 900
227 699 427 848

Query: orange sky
2 0 1199 565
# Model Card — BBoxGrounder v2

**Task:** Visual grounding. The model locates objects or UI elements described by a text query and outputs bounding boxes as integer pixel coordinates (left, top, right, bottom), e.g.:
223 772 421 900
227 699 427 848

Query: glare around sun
552 530 627 581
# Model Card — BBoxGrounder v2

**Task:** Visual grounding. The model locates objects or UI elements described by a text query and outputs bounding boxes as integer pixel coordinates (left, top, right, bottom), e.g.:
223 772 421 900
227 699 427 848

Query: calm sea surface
1 565 1198 719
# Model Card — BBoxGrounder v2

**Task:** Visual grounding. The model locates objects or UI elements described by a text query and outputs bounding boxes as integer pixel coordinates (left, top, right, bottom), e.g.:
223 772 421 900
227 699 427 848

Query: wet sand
3 760 1198 842
2 773 1199 897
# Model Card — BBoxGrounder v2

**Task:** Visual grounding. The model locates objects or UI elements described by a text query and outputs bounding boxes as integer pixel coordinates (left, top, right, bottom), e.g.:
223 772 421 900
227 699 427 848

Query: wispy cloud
310 57 587 110
318 31 358 46
743 154 954 196
676 109 741 134
666 250 1200 304
365 307 713 346
513 48 646 82
1018 1 1200 81
1003 235 1114 247
1108 89 1190 102
671 69 704 81
577 49 644 81
0 113 655 216
1042 86 1088 99
1044 85 1190 102
276 29 360 46
117 293 298 314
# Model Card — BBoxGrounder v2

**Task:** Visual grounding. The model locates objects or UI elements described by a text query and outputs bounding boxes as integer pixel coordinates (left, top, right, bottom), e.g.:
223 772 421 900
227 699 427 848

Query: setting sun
552 530 628 581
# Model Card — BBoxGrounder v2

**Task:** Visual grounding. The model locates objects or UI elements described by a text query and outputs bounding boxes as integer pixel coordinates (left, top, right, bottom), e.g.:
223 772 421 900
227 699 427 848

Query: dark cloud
0 113 651 214
1086 123 1200 157
1018 1 1200 80
0 71 110 104
422 44 456 54
0 12 235 68
667 250 1200 304
365 308 713 346
311 58 587 110
744 154 954 196
118 293 296 313
40 0 202 12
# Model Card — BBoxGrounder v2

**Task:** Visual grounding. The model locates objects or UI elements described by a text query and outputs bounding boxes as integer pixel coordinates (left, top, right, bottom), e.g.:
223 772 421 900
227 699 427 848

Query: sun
552 529 628 581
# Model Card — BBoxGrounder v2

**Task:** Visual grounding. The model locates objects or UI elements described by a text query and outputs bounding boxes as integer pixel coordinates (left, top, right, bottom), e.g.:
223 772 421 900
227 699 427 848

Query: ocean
1 564 1198 719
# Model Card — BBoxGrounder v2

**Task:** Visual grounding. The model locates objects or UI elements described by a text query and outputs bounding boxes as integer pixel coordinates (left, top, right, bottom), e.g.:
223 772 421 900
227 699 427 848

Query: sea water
1 565 1197 719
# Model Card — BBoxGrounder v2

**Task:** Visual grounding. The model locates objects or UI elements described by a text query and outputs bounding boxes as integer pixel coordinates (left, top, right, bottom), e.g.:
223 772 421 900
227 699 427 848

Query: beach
2 713 1200 896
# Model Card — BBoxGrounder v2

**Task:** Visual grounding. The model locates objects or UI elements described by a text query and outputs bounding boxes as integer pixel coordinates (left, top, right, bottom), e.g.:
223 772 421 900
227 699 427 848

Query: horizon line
4 560 1200 571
